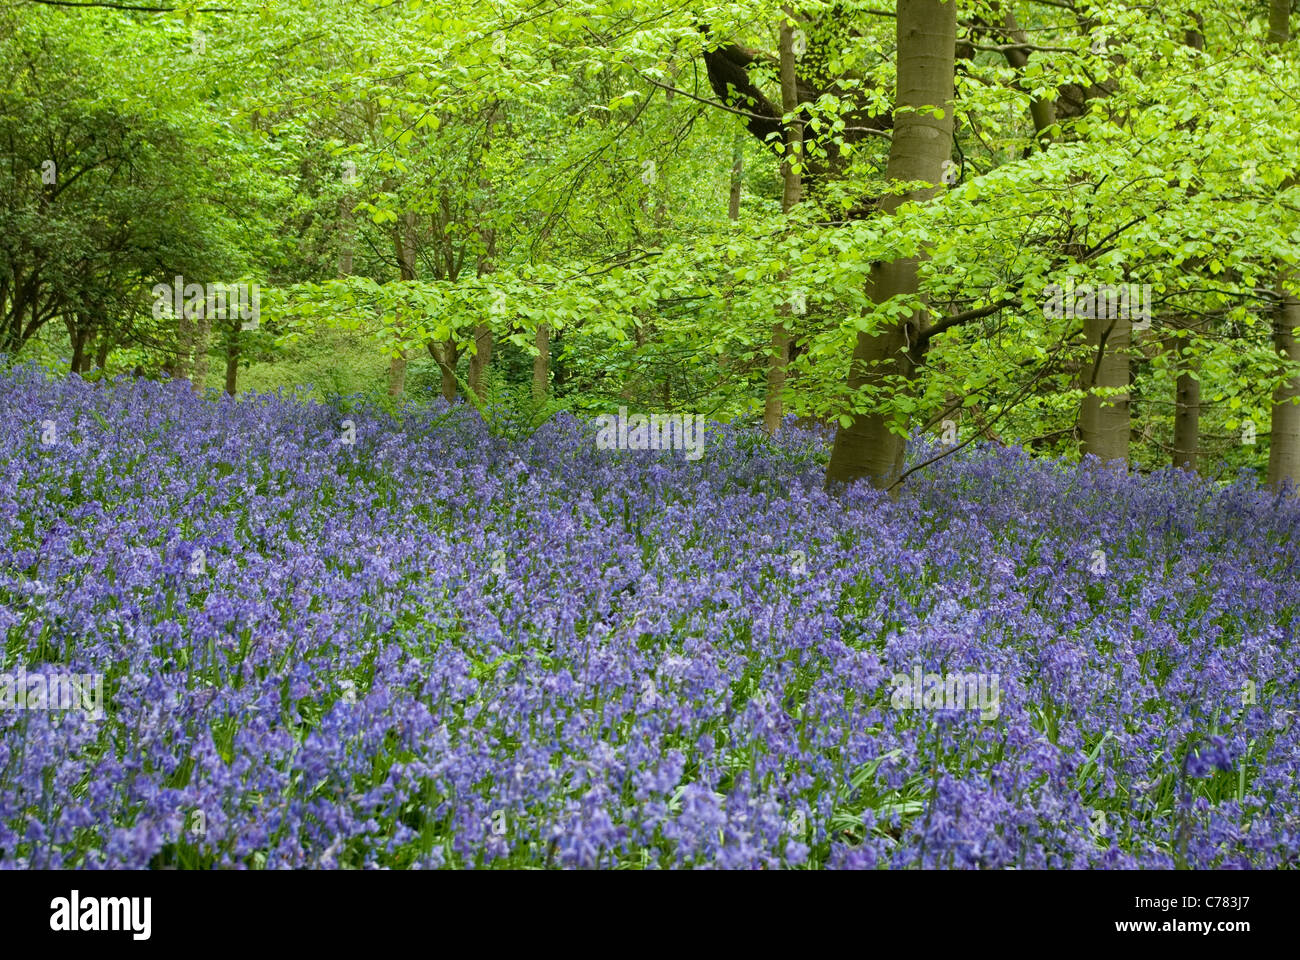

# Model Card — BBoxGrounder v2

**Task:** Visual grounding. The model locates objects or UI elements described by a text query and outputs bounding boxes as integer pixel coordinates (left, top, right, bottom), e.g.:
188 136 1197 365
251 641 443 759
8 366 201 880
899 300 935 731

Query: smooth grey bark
826 0 956 489
1079 314 1131 463
532 323 550 402
728 133 744 221
1172 320 1201 472
1267 293 1300 491
1267 2 1300 492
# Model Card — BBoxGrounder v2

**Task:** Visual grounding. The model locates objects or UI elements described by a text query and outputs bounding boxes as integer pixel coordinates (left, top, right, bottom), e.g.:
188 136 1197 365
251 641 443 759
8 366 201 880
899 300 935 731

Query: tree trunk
728 132 744 221
1173 372 1200 472
1268 293 1300 492
763 324 791 435
224 329 240 396
763 12 804 436
339 194 355 278
1079 314 1131 463
440 347 458 401
532 323 551 402
191 308 211 393
387 330 408 398
1267 4 1299 492
1172 324 1200 472
95 332 110 370
429 340 458 402
1169 23 1204 473
68 320 87 376
826 0 956 489
1270 0 1290 45
174 304 194 384
468 323 493 399
998 8 1055 145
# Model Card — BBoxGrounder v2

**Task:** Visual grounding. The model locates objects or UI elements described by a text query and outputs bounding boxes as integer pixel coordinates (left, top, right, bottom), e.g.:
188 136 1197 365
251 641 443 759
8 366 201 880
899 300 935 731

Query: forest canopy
3 0 1300 490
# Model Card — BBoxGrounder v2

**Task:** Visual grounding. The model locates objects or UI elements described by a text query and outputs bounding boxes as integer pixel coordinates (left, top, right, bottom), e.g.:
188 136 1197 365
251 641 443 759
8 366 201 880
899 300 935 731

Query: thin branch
638 73 772 122
886 333 1074 491
919 296 1017 345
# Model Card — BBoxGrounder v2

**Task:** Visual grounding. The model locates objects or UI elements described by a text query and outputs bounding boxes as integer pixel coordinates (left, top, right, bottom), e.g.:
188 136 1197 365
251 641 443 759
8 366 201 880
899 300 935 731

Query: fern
452 369 567 442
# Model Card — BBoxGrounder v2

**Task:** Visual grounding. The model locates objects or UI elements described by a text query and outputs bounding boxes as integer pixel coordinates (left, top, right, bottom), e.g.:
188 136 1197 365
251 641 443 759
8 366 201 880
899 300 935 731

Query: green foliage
5 0 1300 480
455 369 569 443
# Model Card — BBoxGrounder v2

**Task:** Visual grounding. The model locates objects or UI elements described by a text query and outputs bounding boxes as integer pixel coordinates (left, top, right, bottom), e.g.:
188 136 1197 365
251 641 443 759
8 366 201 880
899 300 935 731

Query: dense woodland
5 0 1300 490
3 1 1300 876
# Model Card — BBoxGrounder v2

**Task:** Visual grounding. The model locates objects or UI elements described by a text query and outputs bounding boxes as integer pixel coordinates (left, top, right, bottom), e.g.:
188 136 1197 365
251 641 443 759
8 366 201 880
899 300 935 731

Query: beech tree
826 0 957 488
6 0 1300 494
